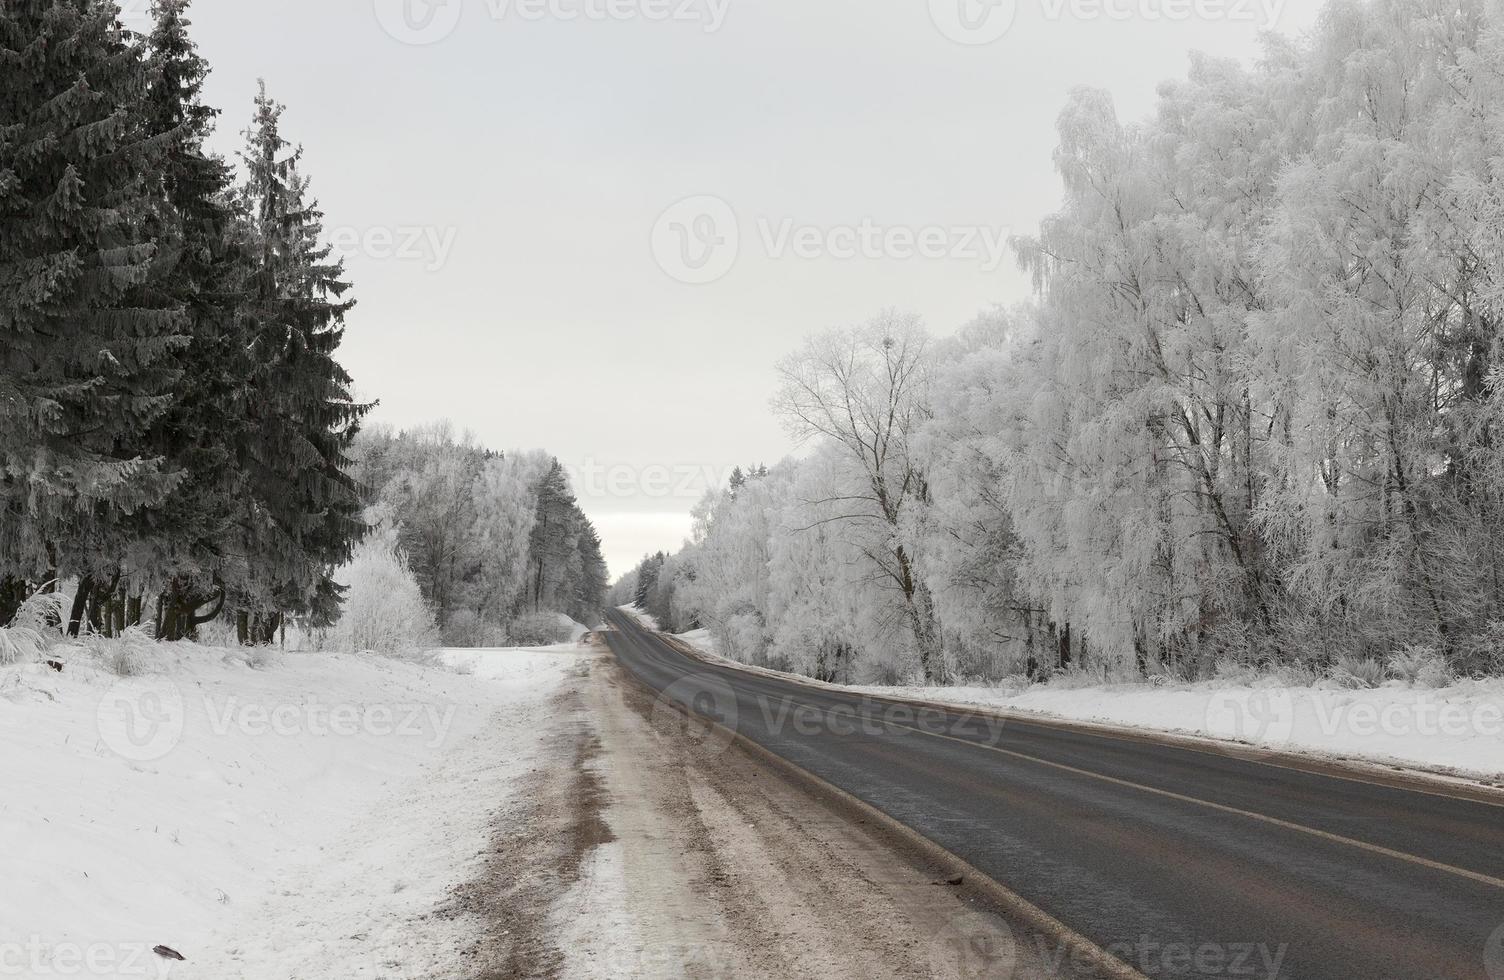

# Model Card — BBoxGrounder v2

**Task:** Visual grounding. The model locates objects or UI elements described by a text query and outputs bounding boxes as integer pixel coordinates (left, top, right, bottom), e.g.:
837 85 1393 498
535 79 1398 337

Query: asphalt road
603 609 1504 980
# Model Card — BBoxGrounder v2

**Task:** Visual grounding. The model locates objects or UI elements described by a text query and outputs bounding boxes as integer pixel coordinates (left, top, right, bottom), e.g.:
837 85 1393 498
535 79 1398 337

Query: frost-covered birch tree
774 313 943 682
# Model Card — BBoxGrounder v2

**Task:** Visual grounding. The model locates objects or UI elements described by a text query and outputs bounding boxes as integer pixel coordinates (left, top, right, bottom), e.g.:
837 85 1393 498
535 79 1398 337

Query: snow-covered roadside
0 639 588 980
655 622 1504 784
854 677 1504 782
617 605 660 631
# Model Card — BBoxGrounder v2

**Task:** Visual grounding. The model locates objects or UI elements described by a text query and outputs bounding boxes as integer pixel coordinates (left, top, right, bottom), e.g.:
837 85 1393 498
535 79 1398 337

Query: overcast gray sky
172 0 1321 578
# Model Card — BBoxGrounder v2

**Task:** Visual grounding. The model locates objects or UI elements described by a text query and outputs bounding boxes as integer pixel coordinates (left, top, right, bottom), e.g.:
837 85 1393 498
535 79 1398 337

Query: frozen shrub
1213 658 1262 685
507 611 572 647
1385 646 1451 688
10 589 66 636
1328 655 1384 690
1270 661 1319 687
720 611 769 665
195 618 238 649
77 627 160 677
857 656 908 687
0 626 47 666
440 608 483 648
1049 663 1113 689
0 589 65 665
1463 622 1504 677
327 523 440 657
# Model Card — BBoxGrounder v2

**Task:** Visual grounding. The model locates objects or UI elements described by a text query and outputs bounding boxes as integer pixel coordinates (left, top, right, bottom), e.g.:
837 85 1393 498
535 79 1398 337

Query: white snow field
659 623 1504 783
0 638 587 979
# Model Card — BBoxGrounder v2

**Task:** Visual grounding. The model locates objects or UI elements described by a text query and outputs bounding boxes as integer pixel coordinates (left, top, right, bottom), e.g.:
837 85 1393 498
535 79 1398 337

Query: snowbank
853 678 1504 781
0 639 584 979
556 613 592 643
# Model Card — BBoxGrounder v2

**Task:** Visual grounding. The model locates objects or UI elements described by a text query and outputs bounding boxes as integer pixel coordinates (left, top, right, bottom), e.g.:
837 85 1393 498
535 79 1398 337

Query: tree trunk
185 589 225 639
0 577 27 627
67 576 94 638
85 573 118 637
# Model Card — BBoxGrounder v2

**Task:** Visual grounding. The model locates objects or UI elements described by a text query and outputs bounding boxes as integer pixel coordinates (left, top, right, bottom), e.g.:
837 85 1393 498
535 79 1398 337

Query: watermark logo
1203 690 1295 754
651 195 740 285
376 0 731 44
650 672 739 755
927 0 1287 44
929 918 1019 979
569 458 742 501
95 688 460 763
1485 921 1504 980
328 225 459 273
929 0 1018 45
491 0 731 31
204 698 457 749
0 939 178 979
1206 689 1504 754
754 698 1010 745
97 678 186 763
650 194 1012 284
375 0 466 45
1101 936 1288 978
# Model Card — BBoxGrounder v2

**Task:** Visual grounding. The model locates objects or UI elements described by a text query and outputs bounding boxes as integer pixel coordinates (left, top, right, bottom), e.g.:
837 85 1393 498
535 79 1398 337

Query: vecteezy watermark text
651 195 1011 285
754 698 1009 744
204 697 456 747
650 674 1011 760
374 0 731 46
1089 937 1289 979
328 225 459 273
0 940 177 979
568 458 742 501
928 0 1287 45
96 679 458 762
489 0 730 29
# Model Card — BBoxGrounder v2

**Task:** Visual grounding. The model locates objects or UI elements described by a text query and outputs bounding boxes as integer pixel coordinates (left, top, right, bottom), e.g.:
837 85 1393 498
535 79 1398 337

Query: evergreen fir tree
572 520 608 624
0 0 185 608
634 552 665 608
133 0 257 639
525 459 578 614
233 81 368 642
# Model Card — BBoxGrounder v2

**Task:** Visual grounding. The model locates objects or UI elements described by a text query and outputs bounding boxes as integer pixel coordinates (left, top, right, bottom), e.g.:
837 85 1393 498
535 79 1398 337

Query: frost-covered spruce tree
524 459 579 614
0 0 184 621
234 82 368 643
517 459 606 626
133 0 259 640
573 520 609 626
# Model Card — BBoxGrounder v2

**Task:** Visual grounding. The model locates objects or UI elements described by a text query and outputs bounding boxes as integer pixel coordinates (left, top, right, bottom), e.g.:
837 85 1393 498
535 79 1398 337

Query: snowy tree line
637 0 1504 685
0 1 604 651
349 424 608 647
0 0 372 643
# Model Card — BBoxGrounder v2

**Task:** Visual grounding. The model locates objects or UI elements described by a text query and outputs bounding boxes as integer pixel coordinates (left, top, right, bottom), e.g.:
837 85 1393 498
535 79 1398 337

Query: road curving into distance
603 608 1504 980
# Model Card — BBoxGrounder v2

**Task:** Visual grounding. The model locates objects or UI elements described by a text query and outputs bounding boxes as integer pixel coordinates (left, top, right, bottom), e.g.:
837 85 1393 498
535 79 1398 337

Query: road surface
603 609 1504 979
